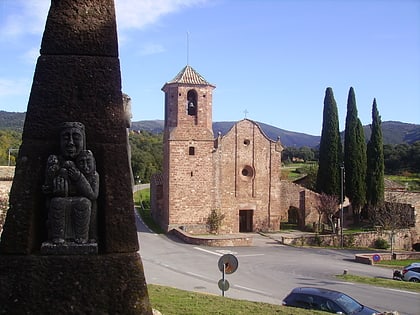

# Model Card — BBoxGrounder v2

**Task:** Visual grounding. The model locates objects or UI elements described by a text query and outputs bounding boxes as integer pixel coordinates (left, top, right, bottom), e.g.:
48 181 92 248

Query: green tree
344 87 366 223
0 130 22 165
129 131 163 183
366 99 384 206
316 87 342 197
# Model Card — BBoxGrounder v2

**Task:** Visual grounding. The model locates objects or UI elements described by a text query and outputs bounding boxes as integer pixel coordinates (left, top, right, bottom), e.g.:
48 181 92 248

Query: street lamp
340 163 344 248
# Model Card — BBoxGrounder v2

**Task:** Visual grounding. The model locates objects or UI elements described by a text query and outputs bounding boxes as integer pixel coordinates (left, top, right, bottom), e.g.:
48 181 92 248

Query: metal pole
340 165 344 248
222 263 225 297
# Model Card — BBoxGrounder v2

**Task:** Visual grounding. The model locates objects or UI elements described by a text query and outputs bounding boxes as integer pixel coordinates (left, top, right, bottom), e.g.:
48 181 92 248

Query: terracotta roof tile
165 65 215 87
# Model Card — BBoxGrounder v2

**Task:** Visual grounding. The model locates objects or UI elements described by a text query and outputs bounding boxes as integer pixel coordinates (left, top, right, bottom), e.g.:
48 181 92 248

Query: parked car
401 262 420 282
282 287 380 314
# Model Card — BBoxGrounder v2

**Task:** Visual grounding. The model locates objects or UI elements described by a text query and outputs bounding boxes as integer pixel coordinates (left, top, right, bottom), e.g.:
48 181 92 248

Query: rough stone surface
0 253 150 315
41 241 98 255
40 0 118 57
0 0 151 313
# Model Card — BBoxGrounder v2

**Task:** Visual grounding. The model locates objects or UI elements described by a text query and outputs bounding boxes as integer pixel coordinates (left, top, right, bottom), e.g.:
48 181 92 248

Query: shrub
305 223 314 232
142 199 151 209
374 238 390 249
313 234 323 246
344 234 356 248
206 209 225 234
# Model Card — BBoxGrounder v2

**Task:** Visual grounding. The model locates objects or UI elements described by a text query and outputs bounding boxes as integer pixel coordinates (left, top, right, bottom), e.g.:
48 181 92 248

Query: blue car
282 287 381 314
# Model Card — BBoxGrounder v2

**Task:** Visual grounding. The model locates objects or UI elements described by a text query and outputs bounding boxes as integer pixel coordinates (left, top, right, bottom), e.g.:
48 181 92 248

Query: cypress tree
366 98 384 206
316 87 342 197
344 87 367 223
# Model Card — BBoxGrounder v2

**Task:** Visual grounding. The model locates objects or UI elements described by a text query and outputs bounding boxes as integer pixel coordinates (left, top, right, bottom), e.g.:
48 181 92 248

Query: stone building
150 65 319 234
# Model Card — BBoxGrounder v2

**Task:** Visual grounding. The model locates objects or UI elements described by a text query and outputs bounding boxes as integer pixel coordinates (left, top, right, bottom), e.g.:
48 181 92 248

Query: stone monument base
0 253 152 314
41 241 98 255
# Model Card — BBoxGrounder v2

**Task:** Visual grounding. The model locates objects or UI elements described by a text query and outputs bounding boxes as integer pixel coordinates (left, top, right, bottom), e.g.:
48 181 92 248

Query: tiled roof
165 65 215 87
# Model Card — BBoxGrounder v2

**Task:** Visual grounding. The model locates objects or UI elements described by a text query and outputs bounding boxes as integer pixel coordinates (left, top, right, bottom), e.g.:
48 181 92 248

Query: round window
243 139 250 146
241 165 254 178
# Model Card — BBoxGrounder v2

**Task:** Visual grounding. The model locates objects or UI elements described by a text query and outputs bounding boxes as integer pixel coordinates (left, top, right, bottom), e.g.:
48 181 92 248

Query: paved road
135 213 419 315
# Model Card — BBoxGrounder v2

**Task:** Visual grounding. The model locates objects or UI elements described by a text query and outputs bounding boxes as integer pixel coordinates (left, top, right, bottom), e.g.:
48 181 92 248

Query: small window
243 139 250 146
189 146 195 155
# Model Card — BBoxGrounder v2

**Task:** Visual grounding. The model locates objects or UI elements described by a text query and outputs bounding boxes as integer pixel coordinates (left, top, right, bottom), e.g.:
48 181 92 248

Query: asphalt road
135 213 419 315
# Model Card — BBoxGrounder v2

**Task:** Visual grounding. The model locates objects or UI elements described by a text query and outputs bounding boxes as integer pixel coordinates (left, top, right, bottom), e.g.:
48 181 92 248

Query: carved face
77 151 95 175
60 127 84 159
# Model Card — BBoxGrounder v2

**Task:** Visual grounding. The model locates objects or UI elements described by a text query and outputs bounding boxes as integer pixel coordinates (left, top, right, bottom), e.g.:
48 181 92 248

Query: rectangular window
189 146 195 155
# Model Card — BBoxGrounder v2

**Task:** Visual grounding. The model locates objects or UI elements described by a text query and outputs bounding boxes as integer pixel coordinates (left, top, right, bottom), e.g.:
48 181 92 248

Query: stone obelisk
0 0 152 313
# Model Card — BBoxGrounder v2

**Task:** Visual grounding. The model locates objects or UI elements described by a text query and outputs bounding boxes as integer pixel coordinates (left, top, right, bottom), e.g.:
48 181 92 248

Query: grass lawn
376 259 419 268
386 173 420 191
147 284 326 315
336 260 420 294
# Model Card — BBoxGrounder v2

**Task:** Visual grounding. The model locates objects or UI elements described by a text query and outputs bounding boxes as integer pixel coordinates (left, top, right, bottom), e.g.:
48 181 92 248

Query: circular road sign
218 279 230 291
218 254 238 274
372 254 381 262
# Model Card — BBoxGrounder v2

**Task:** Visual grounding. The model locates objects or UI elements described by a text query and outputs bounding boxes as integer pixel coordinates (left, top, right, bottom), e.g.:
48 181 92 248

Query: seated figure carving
43 122 99 245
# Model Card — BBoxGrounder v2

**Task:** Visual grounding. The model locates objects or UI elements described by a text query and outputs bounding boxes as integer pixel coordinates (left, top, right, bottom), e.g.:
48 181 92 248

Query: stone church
151 65 319 234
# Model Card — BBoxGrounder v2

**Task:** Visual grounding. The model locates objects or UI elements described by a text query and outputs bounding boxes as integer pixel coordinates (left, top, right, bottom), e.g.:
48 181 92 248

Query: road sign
218 279 230 291
218 254 238 274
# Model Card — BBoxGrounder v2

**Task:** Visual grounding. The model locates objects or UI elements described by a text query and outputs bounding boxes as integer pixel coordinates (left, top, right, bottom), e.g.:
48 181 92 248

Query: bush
344 234 356 248
206 209 225 234
142 199 151 209
374 238 390 249
305 223 314 232
313 235 323 246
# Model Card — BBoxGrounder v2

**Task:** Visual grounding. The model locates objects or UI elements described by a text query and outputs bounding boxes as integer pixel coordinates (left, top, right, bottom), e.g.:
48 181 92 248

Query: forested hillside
1 111 419 146
0 111 418 182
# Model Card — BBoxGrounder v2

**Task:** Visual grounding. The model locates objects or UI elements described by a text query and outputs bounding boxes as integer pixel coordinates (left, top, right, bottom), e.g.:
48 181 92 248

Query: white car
401 262 420 282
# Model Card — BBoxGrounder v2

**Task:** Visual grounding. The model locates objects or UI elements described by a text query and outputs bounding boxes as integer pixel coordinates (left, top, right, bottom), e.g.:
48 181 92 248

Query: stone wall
281 229 415 250
279 180 320 228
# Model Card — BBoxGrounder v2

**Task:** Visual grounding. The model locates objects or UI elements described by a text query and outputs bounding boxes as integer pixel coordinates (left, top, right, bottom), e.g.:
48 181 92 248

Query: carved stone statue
43 122 99 246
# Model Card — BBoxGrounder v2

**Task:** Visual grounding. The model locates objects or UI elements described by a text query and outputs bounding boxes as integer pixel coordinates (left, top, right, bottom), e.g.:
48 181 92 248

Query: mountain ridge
1 111 418 148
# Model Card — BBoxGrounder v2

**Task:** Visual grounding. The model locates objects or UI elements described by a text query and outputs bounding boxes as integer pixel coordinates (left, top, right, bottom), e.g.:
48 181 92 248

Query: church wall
215 120 283 233
166 139 214 232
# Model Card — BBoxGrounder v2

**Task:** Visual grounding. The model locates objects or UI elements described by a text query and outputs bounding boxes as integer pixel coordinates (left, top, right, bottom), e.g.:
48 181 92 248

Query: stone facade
151 65 320 234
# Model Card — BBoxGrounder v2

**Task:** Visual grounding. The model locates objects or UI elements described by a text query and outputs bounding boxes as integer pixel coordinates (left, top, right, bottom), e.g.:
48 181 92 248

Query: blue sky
0 0 419 136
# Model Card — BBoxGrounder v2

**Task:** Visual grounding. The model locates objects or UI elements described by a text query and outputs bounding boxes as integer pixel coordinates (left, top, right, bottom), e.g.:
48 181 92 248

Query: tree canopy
344 87 367 221
316 87 342 197
366 99 385 206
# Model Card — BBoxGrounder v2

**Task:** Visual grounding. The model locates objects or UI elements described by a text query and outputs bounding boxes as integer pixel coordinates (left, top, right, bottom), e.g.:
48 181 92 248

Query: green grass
376 259 419 268
133 188 150 205
386 173 420 191
147 284 326 315
336 273 420 293
136 206 164 234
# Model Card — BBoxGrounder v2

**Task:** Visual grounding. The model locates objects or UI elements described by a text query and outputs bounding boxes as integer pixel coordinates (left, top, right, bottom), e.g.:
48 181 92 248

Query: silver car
402 262 420 282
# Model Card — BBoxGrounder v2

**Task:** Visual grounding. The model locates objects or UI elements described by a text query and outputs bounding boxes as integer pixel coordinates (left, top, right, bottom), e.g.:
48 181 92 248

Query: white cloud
0 0 49 39
115 0 207 30
1 0 208 39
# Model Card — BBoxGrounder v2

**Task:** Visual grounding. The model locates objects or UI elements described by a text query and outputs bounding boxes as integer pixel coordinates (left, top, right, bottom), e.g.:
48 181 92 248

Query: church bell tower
160 65 216 232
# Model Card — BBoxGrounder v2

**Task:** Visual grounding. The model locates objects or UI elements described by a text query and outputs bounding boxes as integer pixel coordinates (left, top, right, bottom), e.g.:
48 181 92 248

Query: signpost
217 254 238 297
